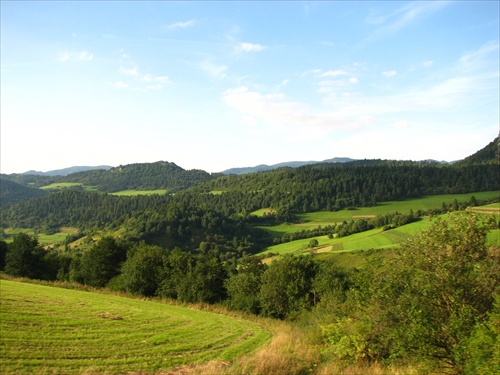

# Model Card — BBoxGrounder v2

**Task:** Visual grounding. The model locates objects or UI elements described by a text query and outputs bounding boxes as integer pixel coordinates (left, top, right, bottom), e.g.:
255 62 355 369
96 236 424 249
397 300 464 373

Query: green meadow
0 279 271 375
110 189 168 196
259 212 499 259
296 191 499 224
40 182 98 191
256 191 499 239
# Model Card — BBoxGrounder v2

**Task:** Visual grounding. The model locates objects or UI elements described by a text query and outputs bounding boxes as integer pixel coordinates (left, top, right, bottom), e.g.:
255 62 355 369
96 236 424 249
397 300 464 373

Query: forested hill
0 178 48 207
3 161 498 231
63 161 215 192
194 162 499 213
3 161 215 193
456 136 499 165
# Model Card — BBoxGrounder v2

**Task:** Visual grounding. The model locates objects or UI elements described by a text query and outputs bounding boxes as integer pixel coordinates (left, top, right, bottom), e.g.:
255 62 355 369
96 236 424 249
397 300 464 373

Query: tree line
2 162 498 233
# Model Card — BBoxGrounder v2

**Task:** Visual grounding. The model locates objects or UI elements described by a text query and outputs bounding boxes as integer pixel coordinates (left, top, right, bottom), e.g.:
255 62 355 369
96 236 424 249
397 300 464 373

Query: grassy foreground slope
0 280 270 375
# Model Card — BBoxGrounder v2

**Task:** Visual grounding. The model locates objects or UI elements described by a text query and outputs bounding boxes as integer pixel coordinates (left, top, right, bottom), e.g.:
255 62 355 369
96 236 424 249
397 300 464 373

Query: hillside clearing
260 212 499 259
110 189 168 196
0 280 270 375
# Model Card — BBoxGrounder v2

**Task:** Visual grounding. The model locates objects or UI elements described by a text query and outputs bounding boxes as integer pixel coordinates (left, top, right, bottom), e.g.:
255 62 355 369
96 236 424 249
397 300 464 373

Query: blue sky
1 1 499 174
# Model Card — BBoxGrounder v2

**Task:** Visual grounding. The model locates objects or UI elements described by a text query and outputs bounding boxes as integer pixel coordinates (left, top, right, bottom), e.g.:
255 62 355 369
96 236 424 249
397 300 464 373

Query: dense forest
0 137 499 374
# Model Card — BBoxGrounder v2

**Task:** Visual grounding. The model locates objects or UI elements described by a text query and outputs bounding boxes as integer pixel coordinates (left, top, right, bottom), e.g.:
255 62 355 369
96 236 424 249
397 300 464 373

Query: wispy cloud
366 1 451 38
235 42 265 54
118 67 139 76
112 81 128 89
223 42 498 136
222 86 366 131
58 51 93 62
58 52 70 62
116 66 170 90
308 68 359 97
167 19 196 29
382 70 397 77
200 60 228 79
458 40 499 72
321 70 348 77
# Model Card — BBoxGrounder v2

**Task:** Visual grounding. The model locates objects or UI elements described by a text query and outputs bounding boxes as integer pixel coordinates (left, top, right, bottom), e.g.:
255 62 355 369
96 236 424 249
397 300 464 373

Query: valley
0 137 499 375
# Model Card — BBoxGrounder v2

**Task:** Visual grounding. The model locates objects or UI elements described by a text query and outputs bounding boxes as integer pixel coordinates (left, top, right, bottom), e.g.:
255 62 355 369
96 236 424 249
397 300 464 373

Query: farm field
40 182 98 191
259 212 499 259
0 279 271 375
110 189 168 196
2 227 79 247
296 190 500 224
256 191 499 239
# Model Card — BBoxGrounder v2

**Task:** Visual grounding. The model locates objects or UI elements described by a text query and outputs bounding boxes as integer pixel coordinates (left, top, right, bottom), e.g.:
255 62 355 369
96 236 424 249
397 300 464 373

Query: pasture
40 182 98 191
259 212 499 259
2 227 79 247
110 189 168 196
296 190 499 224
256 191 499 239
0 280 270 375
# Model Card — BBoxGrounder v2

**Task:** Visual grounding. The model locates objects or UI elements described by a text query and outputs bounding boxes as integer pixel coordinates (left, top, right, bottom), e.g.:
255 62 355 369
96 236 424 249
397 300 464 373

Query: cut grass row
0 279 271 375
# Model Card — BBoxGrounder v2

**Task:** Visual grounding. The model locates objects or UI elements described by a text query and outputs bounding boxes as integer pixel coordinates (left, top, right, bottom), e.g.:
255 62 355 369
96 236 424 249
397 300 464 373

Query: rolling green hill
0 279 270 374
3 161 215 193
0 178 48 207
456 136 499 165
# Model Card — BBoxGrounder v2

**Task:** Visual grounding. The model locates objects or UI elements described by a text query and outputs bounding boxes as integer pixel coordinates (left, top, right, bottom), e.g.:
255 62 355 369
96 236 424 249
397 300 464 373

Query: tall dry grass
315 362 425 375
161 320 320 375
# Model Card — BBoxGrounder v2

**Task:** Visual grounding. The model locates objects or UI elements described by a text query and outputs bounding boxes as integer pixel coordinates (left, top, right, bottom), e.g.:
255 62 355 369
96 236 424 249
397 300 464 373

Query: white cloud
113 81 128 89
382 70 397 77
58 52 70 62
200 61 228 79
117 66 169 90
223 41 498 138
321 70 348 77
58 51 93 62
77 51 93 61
142 74 169 84
222 86 366 131
235 42 265 53
119 67 139 76
167 20 196 29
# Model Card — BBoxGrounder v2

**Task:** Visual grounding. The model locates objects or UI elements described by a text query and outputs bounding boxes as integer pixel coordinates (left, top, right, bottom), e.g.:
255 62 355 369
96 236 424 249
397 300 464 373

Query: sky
1 1 499 174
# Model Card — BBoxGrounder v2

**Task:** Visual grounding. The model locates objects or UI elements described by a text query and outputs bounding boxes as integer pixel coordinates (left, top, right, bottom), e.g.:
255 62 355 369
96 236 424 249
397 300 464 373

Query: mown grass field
39 182 98 191
110 189 168 196
0 279 271 375
259 211 499 261
256 191 499 239
2 227 79 247
296 191 500 224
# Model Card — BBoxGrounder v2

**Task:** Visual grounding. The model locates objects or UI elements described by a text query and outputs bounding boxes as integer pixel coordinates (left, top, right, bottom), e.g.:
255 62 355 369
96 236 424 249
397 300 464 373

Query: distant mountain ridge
221 157 355 175
23 165 112 176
